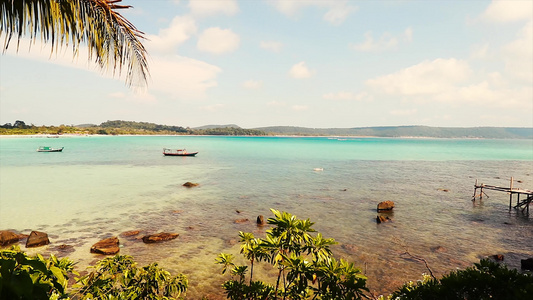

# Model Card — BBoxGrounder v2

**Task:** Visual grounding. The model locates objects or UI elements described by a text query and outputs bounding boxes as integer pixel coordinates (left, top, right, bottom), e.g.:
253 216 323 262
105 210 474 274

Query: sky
0 0 532 129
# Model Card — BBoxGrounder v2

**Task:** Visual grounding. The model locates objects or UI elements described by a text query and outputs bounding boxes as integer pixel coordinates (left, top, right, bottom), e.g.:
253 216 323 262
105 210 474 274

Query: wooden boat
37 146 64 152
163 148 198 157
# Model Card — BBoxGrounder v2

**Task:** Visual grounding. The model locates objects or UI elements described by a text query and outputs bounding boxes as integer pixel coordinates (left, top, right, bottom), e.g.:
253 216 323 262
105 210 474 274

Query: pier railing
472 177 532 215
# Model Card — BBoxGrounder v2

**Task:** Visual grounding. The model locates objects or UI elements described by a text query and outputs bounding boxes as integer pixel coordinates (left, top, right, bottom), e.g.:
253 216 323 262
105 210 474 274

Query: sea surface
1 135 532 297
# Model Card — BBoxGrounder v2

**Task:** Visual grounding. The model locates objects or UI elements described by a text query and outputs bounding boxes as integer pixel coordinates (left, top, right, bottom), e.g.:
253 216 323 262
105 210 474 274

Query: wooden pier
472 177 533 215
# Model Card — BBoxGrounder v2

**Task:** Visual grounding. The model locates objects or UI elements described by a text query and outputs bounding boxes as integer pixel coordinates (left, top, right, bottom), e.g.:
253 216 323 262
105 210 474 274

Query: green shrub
387 259 533 300
0 246 76 300
0 248 188 300
216 209 369 299
73 255 188 299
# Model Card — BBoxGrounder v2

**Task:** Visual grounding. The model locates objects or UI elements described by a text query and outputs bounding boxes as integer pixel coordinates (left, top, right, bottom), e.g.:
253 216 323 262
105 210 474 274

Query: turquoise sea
1 135 532 297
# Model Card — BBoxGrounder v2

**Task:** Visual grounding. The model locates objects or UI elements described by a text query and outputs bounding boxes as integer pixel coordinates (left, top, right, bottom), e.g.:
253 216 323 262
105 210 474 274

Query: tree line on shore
3 120 532 138
0 120 267 136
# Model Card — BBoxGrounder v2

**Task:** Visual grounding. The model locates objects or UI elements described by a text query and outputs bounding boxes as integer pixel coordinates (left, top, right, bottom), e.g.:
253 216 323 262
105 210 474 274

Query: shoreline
0 133 521 140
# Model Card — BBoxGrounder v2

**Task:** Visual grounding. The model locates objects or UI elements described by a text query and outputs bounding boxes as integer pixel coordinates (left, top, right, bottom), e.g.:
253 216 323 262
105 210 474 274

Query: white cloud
270 0 357 25
1 39 123 81
322 91 371 101
146 16 197 54
260 41 283 52
389 109 417 116
470 43 491 60
292 105 308 111
481 0 533 23
108 92 125 99
197 27 240 54
323 3 358 25
243 80 263 89
289 61 315 79
433 81 532 108
352 27 412 52
149 55 221 99
486 72 505 87
404 27 413 43
366 58 472 95
502 21 533 82
189 0 239 17
267 101 286 107
107 91 157 104
200 103 225 112
366 58 532 108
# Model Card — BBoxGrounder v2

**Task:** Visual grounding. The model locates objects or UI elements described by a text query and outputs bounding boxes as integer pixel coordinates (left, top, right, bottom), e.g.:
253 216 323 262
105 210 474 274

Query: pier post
473 179 478 200
510 177 514 205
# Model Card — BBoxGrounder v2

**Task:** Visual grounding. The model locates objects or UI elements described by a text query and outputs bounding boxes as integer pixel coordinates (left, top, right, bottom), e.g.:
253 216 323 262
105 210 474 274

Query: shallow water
1 135 532 297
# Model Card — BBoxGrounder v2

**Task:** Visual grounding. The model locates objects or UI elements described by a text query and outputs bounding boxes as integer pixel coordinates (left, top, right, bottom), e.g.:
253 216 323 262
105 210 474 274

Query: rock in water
120 230 140 237
521 258 533 270
183 182 199 188
376 215 391 223
25 231 50 248
377 201 395 212
257 215 266 226
0 230 23 246
90 237 120 255
492 254 504 261
142 232 179 243
234 218 249 224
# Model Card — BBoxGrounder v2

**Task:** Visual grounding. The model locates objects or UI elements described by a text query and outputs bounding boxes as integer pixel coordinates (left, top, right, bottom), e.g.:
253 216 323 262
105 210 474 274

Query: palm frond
0 0 149 88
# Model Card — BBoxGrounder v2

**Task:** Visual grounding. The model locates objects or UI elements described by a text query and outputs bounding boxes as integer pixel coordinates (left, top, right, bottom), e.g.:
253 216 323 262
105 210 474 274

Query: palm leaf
0 0 149 88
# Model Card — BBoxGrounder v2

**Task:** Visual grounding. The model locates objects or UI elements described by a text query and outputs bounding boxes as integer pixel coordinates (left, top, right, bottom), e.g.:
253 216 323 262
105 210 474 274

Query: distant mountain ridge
193 124 241 130
6 120 529 138
251 125 533 139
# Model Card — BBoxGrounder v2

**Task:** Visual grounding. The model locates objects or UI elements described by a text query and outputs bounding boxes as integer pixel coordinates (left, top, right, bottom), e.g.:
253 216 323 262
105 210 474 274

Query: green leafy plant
0 246 76 300
73 254 188 299
386 259 533 300
216 209 368 299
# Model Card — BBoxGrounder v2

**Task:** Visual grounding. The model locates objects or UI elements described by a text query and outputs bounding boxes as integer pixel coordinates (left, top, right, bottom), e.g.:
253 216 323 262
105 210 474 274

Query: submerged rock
234 218 249 224
491 254 504 261
26 231 50 248
341 244 359 253
183 182 199 188
376 215 391 224
120 230 140 237
377 201 395 212
521 258 533 270
142 232 179 244
430 246 447 253
0 230 24 246
90 237 120 255
53 244 75 255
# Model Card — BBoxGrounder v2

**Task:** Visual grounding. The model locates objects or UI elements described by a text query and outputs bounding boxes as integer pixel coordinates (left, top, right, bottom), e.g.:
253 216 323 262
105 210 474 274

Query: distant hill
75 123 97 128
252 126 533 139
193 124 241 130
3 119 531 139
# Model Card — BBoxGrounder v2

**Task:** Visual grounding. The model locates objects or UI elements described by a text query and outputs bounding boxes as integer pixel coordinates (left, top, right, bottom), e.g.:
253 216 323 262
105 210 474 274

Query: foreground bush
0 247 187 300
2 210 532 300
0 246 75 299
386 259 533 300
216 209 369 299
73 255 188 299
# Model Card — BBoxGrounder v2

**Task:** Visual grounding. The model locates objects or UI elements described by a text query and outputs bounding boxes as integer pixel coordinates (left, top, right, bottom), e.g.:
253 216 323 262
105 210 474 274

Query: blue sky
1 0 532 128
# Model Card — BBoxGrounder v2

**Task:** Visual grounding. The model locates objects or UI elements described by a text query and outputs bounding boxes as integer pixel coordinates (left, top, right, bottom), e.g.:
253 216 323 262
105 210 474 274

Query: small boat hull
163 148 198 157
37 147 64 152
163 152 198 157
